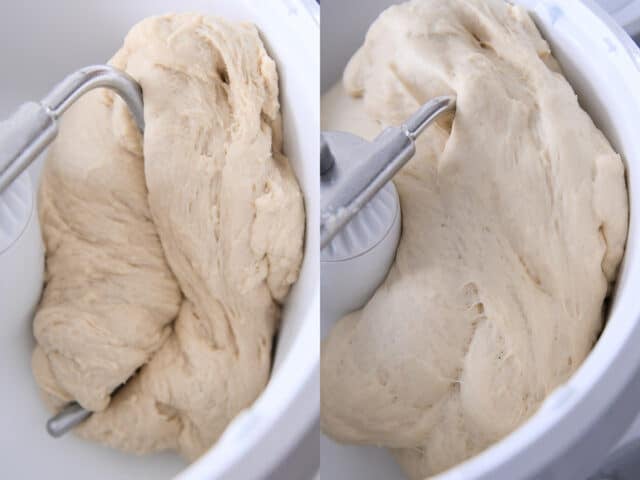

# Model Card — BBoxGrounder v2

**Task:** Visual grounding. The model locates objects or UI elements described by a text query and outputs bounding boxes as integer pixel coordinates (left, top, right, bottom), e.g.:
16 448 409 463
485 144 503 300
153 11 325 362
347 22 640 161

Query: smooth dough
33 14 304 460
320 0 628 477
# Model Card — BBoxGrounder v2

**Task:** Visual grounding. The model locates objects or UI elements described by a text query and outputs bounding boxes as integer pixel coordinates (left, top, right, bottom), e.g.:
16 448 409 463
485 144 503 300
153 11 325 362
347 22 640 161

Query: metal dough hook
0 64 144 437
0 64 144 193
320 95 456 248
320 95 456 326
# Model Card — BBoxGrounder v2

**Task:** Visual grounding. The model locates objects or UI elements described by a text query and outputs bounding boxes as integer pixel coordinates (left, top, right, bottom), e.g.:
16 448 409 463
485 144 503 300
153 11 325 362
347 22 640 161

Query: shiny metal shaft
320 95 455 248
46 403 93 438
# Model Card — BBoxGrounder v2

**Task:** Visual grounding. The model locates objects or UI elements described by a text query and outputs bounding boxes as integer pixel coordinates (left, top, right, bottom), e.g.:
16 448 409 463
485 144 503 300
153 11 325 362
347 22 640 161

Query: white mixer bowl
321 0 640 478
0 1 319 479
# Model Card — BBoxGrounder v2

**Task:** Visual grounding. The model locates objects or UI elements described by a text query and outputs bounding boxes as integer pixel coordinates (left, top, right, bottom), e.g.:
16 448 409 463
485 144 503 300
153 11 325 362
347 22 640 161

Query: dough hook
320 95 455 326
320 95 455 247
0 65 144 193
0 64 144 437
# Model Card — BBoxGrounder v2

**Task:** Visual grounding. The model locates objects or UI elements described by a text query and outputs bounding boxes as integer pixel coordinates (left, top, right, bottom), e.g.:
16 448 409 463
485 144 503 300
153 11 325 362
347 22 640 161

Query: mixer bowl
0 1 319 479
321 1 640 478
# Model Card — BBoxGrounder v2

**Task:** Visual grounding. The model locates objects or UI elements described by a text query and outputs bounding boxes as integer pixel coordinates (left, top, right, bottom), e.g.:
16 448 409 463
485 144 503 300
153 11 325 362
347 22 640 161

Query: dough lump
321 0 628 477
33 14 304 460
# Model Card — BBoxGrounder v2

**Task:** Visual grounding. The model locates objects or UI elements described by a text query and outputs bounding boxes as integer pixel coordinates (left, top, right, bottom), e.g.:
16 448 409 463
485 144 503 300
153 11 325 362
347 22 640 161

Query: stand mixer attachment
0 65 144 193
0 64 144 437
320 95 455 328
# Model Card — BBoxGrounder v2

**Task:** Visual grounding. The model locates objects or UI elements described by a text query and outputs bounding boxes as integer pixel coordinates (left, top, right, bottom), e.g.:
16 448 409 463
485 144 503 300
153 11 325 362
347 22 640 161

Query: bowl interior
0 1 318 479
320 1 640 479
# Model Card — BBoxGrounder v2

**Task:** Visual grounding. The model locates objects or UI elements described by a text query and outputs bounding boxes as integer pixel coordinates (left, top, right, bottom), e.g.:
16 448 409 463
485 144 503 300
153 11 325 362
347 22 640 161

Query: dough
33 14 305 460
320 0 628 477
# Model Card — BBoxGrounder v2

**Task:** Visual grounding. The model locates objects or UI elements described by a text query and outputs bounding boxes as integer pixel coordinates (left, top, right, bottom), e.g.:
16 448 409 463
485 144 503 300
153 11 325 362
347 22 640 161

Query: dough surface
33 14 304 460
320 0 628 477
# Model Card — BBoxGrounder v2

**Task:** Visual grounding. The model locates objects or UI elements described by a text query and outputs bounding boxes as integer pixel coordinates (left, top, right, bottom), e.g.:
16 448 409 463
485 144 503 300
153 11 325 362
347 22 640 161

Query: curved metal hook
0 65 143 194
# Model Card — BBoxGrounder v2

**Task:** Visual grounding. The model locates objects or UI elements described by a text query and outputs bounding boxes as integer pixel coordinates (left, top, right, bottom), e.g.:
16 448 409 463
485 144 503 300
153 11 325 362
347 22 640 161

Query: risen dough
321 0 628 477
33 14 304 459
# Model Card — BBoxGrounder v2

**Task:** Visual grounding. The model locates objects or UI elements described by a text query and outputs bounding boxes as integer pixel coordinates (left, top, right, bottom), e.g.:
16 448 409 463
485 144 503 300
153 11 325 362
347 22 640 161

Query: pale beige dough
320 0 628 477
33 13 304 460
